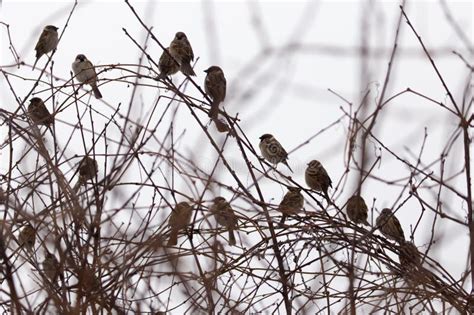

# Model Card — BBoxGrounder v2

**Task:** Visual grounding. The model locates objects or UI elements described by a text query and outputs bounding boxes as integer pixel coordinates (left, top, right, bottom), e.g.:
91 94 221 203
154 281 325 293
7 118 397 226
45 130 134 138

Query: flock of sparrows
22 25 418 281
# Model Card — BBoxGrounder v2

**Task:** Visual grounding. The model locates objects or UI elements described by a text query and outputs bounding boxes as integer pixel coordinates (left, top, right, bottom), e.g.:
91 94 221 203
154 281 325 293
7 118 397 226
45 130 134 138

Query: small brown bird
398 241 421 272
72 54 102 99
33 25 59 70
259 134 293 172
204 66 226 119
278 187 304 225
28 97 54 128
168 202 193 246
78 267 100 291
305 160 332 197
78 156 98 182
346 195 369 226
169 32 195 76
18 224 36 251
156 47 180 81
375 208 405 243
210 197 238 246
43 251 60 282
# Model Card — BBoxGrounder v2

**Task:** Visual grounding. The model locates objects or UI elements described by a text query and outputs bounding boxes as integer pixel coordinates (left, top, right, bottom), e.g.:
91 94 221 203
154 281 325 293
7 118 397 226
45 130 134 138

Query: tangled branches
0 1 472 314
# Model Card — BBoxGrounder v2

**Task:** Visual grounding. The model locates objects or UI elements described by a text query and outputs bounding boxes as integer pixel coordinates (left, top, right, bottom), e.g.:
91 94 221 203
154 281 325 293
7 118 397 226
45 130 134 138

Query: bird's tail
32 58 39 71
91 84 102 99
228 229 236 246
180 63 196 76
168 229 178 246
283 160 293 173
208 100 220 119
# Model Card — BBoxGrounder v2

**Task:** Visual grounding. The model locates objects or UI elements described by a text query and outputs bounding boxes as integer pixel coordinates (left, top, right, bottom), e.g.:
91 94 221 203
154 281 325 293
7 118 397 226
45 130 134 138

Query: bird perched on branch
156 47 180 81
18 224 36 251
278 187 304 225
398 241 421 272
33 25 59 70
210 197 238 246
73 156 98 192
346 195 369 226
375 208 405 243
204 66 226 119
168 202 193 246
259 134 293 172
169 32 195 76
42 251 61 282
28 97 54 129
305 160 332 198
72 54 102 99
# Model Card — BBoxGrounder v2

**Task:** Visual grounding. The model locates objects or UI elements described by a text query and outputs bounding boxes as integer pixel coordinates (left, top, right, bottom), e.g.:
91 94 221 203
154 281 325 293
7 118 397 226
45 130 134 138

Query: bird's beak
203 69 208 73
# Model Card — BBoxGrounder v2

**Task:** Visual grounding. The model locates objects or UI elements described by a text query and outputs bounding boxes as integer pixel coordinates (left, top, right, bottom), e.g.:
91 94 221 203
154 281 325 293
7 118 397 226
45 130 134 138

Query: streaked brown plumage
346 195 369 226
376 208 405 243
259 134 293 172
33 25 59 70
169 32 195 76
43 252 60 282
305 160 332 197
278 187 304 225
204 66 226 119
28 97 54 127
168 202 193 246
399 241 421 272
18 224 36 251
156 47 180 81
210 197 238 246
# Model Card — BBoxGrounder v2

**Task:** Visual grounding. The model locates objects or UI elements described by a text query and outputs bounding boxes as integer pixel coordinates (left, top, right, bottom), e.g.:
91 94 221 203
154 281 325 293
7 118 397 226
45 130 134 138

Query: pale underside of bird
259 134 293 172
72 54 102 99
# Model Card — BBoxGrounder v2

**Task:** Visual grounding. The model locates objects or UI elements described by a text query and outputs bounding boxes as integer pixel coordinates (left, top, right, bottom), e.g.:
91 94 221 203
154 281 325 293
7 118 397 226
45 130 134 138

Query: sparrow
72 54 102 99
398 241 421 272
156 47 180 81
28 97 54 128
346 195 369 226
167 202 193 246
78 267 100 291
259 134 293 172
204 66 226 119
33 25 59 70
305 160 332 197
169 32 195 76
18 224 36 251
79 156 98 182
278 187 304 225
375 208 405 243
43 251 61 282
210 197 238 246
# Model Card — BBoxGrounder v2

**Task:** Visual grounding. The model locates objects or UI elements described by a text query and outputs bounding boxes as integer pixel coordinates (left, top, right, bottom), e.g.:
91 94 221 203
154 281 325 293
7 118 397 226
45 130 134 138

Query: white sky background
0 0 473 313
